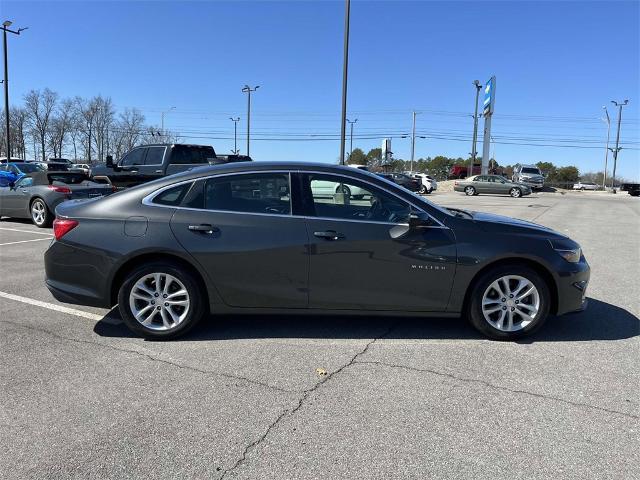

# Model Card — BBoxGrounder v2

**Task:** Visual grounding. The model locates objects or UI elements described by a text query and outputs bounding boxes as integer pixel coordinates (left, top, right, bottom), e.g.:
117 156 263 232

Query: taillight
53 218 79 240
48 185 72 194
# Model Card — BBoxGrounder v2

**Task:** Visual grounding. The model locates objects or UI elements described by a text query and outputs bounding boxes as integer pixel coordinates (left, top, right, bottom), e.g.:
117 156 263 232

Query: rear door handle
314 230 345 241
188 224 219 234
155 169 163 173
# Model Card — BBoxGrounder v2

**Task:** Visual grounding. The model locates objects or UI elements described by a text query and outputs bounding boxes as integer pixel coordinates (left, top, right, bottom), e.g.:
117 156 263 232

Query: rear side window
152 183 192 206
144 146 165 165
204 173 291 215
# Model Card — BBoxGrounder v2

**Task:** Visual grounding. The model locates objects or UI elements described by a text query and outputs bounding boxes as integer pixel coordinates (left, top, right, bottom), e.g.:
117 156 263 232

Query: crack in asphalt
218 322 398 479
354 359 640 421
0 320 295 394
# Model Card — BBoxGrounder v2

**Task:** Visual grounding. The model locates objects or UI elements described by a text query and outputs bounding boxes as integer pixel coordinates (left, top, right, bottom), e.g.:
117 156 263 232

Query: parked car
28 159 72 172
45 162 589 341
448 164 481 179
0 171 114 227
90 144 252 189
310 178 369 199
377 172 421 192
572 182 598 191
454 175 532 198
70 163 91 174
621 183 640 196
410 173 438 194
0 162 46 186
512 164 545 190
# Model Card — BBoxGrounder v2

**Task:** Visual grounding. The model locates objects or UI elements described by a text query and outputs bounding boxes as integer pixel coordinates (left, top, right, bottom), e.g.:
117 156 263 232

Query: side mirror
409 211 434 229
8 181 15 189
105 155 114 168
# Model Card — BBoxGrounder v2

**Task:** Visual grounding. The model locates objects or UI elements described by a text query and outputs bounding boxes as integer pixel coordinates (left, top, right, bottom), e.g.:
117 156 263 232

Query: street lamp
470 80 482 177
242 85 259 157
2 19 27 159
609 99 629 193
229 116 240 154
161 106 175 132
346 118 357 160
601 105 610 190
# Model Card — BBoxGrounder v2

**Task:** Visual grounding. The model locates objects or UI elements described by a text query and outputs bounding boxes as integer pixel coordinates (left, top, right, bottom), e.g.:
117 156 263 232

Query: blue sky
3 0 640 179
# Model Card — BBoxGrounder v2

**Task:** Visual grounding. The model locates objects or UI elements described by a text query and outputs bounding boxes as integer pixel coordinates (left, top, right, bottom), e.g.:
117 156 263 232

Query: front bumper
555 258 590 315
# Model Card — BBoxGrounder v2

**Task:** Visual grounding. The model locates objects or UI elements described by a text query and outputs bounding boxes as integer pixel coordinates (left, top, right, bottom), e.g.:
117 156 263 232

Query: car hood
471 211 566 238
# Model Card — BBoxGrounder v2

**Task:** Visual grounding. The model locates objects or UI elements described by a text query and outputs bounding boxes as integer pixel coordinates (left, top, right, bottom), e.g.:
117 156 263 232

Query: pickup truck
90 143 251 188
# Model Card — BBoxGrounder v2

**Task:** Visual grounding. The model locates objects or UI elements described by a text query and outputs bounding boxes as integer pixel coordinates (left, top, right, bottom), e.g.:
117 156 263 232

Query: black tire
336 185 351 198
509 187 522 198
464 186 476 196
419 185 427 194
30 198 53 228
117 262 205 340
466 265 551 340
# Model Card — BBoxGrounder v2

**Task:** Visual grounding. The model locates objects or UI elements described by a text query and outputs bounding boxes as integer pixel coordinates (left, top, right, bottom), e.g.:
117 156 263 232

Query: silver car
454 175 532 198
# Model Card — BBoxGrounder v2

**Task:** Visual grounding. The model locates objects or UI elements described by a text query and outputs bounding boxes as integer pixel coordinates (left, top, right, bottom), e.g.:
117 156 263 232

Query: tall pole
2 21 26 159
410 111 417 173
346 118 357 161
602 106 610 190
610 99 629 193
471 80 482 176
242 85 259 157
229 117 240 154
161 106 175 133
339 0 351 165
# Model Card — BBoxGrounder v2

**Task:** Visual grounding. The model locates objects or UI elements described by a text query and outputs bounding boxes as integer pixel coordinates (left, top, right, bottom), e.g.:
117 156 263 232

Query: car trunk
46 172 114 199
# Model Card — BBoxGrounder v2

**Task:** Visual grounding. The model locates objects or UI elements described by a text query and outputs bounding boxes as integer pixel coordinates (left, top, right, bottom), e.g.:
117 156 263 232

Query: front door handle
188 224 219 234
314 230 345 241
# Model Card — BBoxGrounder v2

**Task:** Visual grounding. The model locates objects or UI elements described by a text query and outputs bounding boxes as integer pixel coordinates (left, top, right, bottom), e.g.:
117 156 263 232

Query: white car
573 182 598 191
71 163 91 174
411 173 438 194
310 179 369 200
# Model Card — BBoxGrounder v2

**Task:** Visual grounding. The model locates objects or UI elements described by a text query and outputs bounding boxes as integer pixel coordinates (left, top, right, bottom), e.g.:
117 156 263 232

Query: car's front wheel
464 186 476 196
117 262 205 339
30 198 52 228
509 187 522 198
467 265 551 340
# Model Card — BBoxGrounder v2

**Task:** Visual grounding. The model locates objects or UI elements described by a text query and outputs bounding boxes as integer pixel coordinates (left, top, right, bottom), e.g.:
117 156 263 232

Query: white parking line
0 227 54 236
0 291 106 322
0 238 52 246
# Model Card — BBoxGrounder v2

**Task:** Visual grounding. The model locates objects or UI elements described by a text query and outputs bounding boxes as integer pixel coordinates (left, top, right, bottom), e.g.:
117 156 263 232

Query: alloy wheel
465 186 475 196
129 273 190 331
481 275 540 332
510 188 521 198
31 200 46 225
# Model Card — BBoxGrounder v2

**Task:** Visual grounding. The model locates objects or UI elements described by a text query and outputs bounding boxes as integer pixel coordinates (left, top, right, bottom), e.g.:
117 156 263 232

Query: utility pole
346 118 357 161
229 117 240 154
2 20 27 159
339 0 351 165
242 85 259 157
470 80 482 176
609 99 629 193
161 106 175 132
601 105 610 190
410 111 420 173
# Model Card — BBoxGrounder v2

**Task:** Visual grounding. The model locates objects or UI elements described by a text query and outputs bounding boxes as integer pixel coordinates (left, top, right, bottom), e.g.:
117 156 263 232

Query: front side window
307 174 411 224
204 173 291 215
144 146 165 165
16 177 34 188
121 148 147 166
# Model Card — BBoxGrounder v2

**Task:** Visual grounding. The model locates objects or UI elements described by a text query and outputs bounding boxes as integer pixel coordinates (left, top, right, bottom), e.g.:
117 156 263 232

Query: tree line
0 88 178 163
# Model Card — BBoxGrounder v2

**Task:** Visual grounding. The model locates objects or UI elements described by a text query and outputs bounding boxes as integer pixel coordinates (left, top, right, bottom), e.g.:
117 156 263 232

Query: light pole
609 99 629 193
2 20 27 159
410 111 421 173
601 105 610 190
229 116 240 154
161 106 175 132
339 0 351 165
470 80 482 177
242 85 259 157
346 118 357 161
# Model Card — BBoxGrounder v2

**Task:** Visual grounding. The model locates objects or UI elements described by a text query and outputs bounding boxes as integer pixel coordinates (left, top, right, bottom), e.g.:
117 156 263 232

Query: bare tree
24 88 59 161
92 96 115 161
113 107 145 158
10 107 28 159
47 98 74 159
75 96 99 162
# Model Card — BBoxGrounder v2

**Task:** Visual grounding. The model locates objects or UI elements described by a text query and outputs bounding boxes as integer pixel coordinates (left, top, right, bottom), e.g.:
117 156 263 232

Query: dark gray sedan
0 171 114 227
45 162 589 341
454 175 532 197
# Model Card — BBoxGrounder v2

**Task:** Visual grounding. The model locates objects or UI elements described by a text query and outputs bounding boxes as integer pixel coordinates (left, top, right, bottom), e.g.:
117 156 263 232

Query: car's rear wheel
464 186 476 196
117 262 205 339
336 184 351 198
467 265 550 340
30 198 52 228
509 187 522 198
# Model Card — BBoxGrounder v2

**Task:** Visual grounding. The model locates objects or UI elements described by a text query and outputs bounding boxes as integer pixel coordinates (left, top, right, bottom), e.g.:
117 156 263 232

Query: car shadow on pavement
93 298 638 343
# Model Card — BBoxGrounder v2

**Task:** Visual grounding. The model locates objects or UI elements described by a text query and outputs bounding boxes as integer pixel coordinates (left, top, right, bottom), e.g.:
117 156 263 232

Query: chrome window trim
141 169 449 229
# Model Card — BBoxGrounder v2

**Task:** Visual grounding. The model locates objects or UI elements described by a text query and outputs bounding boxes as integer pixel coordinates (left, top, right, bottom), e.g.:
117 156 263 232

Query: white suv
410 173 438 194
573 182 598 191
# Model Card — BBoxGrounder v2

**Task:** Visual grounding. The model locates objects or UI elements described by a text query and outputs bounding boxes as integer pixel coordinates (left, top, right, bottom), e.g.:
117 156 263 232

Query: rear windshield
47 173 88 184
16 163 45 173
522 167 541 174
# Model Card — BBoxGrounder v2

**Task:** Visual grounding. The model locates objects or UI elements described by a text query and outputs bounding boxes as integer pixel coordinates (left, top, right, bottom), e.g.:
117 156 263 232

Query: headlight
549 239 582 263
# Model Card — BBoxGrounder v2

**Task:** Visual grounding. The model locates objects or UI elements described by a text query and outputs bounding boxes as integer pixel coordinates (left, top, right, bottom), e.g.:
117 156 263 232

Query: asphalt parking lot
1 191 638 479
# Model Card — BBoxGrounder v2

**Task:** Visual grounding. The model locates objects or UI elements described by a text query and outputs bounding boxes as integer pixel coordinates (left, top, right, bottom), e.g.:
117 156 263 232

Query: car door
1 176 34 217
167 171 309 308
299 172 457 312
135 145 167 183
473 175 489 193
117 147 148 187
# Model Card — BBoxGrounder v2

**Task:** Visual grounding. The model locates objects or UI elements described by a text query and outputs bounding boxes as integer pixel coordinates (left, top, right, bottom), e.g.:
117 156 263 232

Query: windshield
16 163 45 173
522 167 541 175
